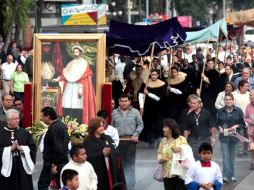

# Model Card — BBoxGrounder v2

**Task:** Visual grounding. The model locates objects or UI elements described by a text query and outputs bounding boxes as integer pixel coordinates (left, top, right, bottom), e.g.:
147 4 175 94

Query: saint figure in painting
55 45 96 124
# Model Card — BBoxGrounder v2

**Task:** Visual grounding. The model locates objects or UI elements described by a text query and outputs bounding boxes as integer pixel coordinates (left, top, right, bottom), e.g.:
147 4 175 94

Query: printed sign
61 4 107 26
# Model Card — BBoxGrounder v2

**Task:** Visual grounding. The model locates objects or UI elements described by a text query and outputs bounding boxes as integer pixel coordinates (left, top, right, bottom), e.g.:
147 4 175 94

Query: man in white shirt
1 54 18 95
61 144 98 190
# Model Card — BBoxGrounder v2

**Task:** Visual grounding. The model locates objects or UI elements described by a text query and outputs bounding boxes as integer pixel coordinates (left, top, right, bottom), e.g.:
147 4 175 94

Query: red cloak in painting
56 57 96 124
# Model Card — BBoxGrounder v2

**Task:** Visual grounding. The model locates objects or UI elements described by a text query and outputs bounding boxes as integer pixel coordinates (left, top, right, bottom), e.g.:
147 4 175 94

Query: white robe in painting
57 56 96 124
185 160 223 190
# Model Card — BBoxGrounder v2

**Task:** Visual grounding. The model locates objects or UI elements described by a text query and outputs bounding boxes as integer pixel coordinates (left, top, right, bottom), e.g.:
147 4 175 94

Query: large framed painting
33 34 106 124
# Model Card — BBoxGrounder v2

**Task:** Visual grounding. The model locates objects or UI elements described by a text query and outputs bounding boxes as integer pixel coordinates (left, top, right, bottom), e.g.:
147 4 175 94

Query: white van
243 26 254 44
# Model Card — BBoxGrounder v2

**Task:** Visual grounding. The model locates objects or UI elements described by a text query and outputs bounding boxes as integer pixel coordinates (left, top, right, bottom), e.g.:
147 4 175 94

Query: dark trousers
118 141 136 190
188 136 211 160
38 162 67 190
14 91 24 101
163 177 187 190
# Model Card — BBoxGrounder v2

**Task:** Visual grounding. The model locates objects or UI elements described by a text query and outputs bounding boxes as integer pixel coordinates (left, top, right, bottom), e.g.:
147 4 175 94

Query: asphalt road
32 138 252 190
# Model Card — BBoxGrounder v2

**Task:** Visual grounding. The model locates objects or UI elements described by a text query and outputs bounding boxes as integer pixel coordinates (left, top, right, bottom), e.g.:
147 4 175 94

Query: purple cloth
106 17 186 56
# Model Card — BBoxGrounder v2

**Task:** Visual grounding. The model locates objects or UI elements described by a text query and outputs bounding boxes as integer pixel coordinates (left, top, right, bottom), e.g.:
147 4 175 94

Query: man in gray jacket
111 94 144 190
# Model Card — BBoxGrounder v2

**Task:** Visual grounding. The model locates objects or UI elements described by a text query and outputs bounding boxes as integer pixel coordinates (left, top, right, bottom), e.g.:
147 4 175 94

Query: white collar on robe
63 57 88 82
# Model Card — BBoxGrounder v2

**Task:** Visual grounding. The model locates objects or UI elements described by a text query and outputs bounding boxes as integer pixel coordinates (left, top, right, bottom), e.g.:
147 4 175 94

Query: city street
32 139 253 190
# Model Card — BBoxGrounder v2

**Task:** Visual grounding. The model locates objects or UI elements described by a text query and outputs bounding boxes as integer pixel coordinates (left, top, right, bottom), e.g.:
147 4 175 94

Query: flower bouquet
26 121 48 146
62 115 88 144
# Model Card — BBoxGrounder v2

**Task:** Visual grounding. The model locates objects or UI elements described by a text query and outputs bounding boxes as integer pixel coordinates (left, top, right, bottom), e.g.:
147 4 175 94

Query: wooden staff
198 38 210 96
214 30 221 69
141 42 156 115
148 42 156 71
167 47 174 86
223 38 228 63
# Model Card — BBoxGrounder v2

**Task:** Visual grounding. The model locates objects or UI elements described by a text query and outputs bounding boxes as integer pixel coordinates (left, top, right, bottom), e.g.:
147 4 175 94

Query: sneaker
231 177 237 182
250 163 254 170
223 177 230 183
243 152 248 156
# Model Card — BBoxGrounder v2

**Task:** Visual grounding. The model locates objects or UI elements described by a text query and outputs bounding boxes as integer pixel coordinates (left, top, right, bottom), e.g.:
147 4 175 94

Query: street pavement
32 138 253 190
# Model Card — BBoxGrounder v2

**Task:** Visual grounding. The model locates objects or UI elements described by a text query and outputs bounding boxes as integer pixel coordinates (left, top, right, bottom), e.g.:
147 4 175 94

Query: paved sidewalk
233 171 254 190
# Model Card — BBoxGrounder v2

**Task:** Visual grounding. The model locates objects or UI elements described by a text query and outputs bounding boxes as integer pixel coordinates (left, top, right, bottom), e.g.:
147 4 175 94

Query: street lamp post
127 0 132 24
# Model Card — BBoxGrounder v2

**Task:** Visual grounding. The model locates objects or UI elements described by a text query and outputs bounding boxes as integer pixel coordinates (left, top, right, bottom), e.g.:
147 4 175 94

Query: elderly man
0 94 14 127
183 95 216 160
0 109 37 190
234 67 254 90
1 54 18 95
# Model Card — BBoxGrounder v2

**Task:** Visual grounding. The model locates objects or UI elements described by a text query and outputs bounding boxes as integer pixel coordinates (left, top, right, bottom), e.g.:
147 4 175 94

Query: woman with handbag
216 93 246 183
157 118 188 190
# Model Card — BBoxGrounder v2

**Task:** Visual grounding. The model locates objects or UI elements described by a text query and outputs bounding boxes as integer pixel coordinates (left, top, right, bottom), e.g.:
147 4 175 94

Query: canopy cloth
106 17 186 56
185 19 228 44
227 8 254 27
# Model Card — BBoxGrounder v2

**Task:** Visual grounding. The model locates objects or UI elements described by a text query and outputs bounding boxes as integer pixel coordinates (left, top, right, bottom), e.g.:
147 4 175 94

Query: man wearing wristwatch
38 107 69 190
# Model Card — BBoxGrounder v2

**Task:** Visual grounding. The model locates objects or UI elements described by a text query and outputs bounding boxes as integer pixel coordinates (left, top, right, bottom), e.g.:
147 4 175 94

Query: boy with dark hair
185 143 222 190
97 109 119 146
61 144 97 190
61 169 79 190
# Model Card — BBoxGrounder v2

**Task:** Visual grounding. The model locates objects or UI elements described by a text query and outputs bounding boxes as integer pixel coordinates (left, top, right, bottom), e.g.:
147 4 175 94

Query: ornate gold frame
33 33 106 121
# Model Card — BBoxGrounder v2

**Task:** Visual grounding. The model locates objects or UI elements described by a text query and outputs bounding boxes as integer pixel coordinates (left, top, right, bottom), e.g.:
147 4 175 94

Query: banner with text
61 4 107 26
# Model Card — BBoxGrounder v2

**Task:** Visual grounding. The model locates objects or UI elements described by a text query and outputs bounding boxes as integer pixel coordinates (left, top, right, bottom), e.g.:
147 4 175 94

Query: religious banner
61 4 107 26
33 34 106 124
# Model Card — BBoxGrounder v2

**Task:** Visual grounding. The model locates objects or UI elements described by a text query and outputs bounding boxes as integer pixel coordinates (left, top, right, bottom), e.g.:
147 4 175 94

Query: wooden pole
148 42 156 71
142 42 156 115
167 47 174 86
214 31 221 69
198 39 210 96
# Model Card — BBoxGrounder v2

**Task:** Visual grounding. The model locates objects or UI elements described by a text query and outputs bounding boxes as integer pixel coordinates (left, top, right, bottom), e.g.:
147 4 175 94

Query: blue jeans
221 141 238 180
38 162 67 190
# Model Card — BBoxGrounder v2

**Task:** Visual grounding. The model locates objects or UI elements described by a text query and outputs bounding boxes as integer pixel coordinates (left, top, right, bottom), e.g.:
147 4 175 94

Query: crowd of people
1 38 254 190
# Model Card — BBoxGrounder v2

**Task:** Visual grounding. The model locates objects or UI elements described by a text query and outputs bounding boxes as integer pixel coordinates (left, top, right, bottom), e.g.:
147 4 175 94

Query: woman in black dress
83 117 126 190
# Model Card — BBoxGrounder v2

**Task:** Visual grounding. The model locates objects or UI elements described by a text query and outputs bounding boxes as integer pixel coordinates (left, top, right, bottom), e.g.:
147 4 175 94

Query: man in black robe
0 109 37 190
139 69 166 148
200 59 224 119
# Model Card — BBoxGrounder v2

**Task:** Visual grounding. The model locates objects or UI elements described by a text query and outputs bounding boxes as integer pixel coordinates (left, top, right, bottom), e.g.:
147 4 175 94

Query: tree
2 0 34 53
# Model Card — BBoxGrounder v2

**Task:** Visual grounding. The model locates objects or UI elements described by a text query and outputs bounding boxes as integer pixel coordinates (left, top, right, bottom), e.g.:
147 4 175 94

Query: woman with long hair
157 118 188 190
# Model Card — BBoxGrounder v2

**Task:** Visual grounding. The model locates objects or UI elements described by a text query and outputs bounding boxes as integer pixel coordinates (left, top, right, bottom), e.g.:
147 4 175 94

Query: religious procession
1 1 254 190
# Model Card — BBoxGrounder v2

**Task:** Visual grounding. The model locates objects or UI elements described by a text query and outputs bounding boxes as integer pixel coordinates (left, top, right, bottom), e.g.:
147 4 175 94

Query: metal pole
146 0 149 18
223 0 226 18
166 0 169 18
171 0 174 17
34 0 38 33
127 0 132 24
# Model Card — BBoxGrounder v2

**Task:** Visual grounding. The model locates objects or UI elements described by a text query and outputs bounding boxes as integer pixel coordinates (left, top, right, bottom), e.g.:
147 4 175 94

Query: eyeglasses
10 117 20 120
